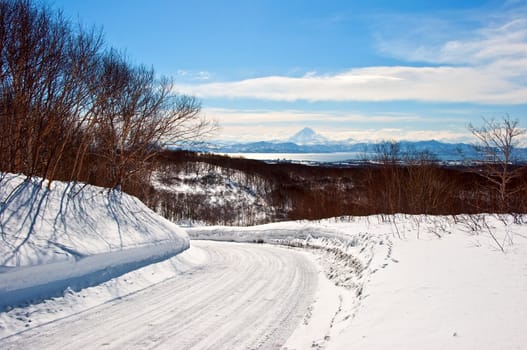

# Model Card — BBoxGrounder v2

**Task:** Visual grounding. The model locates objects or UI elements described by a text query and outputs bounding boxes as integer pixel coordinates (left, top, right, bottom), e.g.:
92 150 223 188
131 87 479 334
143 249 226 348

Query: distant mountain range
181 127 527 162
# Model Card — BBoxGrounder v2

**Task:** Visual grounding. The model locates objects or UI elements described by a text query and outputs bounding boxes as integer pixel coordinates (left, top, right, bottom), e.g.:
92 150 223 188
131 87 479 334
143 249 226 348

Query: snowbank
0 244 207 339
0 173 189 308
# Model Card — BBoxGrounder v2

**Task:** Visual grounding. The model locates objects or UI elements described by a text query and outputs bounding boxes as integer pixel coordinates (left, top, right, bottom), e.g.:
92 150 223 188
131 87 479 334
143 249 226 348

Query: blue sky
51 0 527 143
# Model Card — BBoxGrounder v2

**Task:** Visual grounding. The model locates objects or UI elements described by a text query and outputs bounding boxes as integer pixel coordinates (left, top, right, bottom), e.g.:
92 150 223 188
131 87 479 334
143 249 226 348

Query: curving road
2 241 318 349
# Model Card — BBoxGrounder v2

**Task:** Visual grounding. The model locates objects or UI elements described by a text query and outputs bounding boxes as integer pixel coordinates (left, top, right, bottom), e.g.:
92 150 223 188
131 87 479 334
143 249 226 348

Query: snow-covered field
2 173 527 349
329 218 527 350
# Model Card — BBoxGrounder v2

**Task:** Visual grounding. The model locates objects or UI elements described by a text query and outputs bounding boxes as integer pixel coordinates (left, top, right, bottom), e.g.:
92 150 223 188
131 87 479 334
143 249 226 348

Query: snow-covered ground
2 172 527 349
329 219 527 350
1 241 319 349
189 215 527 349
0 173 188 322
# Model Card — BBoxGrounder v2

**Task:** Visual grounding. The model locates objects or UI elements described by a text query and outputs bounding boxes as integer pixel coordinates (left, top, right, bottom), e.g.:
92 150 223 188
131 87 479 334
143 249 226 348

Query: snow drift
0 173 189 309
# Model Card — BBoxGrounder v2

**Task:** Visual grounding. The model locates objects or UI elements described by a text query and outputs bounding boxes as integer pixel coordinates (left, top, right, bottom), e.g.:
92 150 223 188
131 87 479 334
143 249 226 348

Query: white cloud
181 6 527 144
397 18 527 66
177 11 527 105
203 107 426 125
203 108 472 143
178 63 527 104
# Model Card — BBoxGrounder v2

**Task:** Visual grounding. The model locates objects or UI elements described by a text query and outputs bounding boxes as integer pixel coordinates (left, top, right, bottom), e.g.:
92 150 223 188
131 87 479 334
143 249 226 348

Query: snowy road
1 241 318 349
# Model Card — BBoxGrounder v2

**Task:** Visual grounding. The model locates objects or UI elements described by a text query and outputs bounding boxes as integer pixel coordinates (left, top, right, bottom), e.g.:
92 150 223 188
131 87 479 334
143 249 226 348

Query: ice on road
2 241 318 349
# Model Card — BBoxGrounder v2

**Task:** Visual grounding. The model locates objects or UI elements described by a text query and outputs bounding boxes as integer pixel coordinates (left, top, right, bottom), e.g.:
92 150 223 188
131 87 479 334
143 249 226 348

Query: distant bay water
216 151 477 163
218 152 368 163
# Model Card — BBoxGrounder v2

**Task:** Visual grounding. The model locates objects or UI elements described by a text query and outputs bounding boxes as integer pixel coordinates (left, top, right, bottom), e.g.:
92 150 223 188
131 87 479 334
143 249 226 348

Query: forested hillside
146 150 527 225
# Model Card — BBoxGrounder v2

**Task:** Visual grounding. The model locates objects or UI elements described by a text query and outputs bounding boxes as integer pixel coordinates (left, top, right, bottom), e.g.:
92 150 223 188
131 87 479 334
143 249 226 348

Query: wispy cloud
204 107 425 125
176 69 212 81
177 9 527 105
204 108 471 143
178 64 527 104
377 15 527 66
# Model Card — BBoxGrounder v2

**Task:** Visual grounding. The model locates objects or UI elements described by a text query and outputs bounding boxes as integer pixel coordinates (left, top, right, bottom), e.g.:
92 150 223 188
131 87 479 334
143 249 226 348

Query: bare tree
92 50 215 190
0 0 214 193
0 0 103 184
468 115 525 212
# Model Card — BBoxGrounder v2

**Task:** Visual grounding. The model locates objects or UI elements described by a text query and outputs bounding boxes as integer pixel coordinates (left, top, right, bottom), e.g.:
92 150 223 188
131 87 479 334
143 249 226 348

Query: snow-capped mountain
287 127 330 145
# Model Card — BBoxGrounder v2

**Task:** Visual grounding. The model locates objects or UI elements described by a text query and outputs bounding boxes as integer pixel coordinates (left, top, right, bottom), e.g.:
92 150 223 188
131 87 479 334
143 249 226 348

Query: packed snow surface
1 241 318 349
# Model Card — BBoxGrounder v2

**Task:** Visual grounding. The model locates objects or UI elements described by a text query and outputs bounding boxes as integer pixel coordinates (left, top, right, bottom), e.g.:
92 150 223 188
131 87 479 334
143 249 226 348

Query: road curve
2 241 318 349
